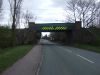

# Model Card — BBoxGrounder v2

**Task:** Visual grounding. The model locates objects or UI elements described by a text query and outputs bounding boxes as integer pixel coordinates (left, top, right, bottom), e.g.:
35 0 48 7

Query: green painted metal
29 23 75 31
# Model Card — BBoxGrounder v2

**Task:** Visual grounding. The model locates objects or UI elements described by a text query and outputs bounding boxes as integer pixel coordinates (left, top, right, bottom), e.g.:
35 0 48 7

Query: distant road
39 39 100 75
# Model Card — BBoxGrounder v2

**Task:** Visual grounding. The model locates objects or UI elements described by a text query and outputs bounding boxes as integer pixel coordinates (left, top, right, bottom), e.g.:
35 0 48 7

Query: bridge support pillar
72 21 82 44
66 21 82 45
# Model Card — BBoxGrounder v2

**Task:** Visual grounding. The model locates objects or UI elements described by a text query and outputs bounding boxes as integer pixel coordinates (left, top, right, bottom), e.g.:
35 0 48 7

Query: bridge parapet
28 21 81 32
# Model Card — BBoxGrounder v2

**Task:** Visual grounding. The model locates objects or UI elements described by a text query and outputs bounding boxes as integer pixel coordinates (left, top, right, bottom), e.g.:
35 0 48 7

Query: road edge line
76 54 95 64
35 45 44 75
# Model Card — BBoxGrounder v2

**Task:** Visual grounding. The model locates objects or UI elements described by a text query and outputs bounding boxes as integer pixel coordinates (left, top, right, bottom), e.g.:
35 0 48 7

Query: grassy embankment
74 44 100 53
0 45 33 73
74 28 100 53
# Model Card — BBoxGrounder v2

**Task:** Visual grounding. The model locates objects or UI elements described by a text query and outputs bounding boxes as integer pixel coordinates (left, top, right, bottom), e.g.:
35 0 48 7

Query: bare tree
67 0 100 27
97 7 100 27
67 0 78 22
0 0 3 20
85 1 100 27
16 1 22 28
8 0 23 46
23 10 36 28
0 0 2 12
76 0 93 27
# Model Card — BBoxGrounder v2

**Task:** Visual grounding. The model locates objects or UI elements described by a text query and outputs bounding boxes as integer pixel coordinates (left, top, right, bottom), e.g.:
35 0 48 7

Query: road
39 39 100 75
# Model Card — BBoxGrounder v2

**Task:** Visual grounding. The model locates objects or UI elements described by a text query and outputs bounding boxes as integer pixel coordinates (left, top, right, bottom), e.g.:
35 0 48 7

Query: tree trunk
11 0 16 47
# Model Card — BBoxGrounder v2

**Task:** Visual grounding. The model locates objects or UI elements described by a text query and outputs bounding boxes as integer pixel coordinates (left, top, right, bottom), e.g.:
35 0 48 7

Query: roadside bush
89 39 100 46
0 26 40 49
0 26 12 48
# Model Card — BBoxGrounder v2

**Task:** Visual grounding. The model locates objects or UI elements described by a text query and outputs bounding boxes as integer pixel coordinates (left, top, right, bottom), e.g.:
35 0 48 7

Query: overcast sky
23 0 68 23
2 0 100 24
1 0 68 25
2 0 100 35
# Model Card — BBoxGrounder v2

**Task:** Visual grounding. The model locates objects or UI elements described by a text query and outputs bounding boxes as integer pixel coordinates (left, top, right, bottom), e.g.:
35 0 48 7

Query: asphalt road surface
39 39 100 75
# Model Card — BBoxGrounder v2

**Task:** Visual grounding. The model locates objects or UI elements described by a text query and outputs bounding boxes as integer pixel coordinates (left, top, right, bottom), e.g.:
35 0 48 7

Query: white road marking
77 54 95 63
57 46 95 64
58 46 95 64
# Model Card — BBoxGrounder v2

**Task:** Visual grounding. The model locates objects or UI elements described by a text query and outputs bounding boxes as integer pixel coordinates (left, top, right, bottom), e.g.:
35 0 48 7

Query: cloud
35 7 66 23
22 0 67 23
51 0 67 8
1 0 68 26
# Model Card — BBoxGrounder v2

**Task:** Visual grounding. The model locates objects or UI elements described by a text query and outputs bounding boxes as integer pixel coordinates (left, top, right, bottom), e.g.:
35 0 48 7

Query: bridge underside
28 21 82 44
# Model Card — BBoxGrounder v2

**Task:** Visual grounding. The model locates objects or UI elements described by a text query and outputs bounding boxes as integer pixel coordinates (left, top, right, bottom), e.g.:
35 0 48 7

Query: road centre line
57 46 95 63
76 54 95 64
58 46 95 64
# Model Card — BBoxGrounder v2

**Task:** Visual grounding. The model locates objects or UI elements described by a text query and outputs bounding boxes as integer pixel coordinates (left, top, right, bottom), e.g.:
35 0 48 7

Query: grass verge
0 45 33 73
74 44 100 53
